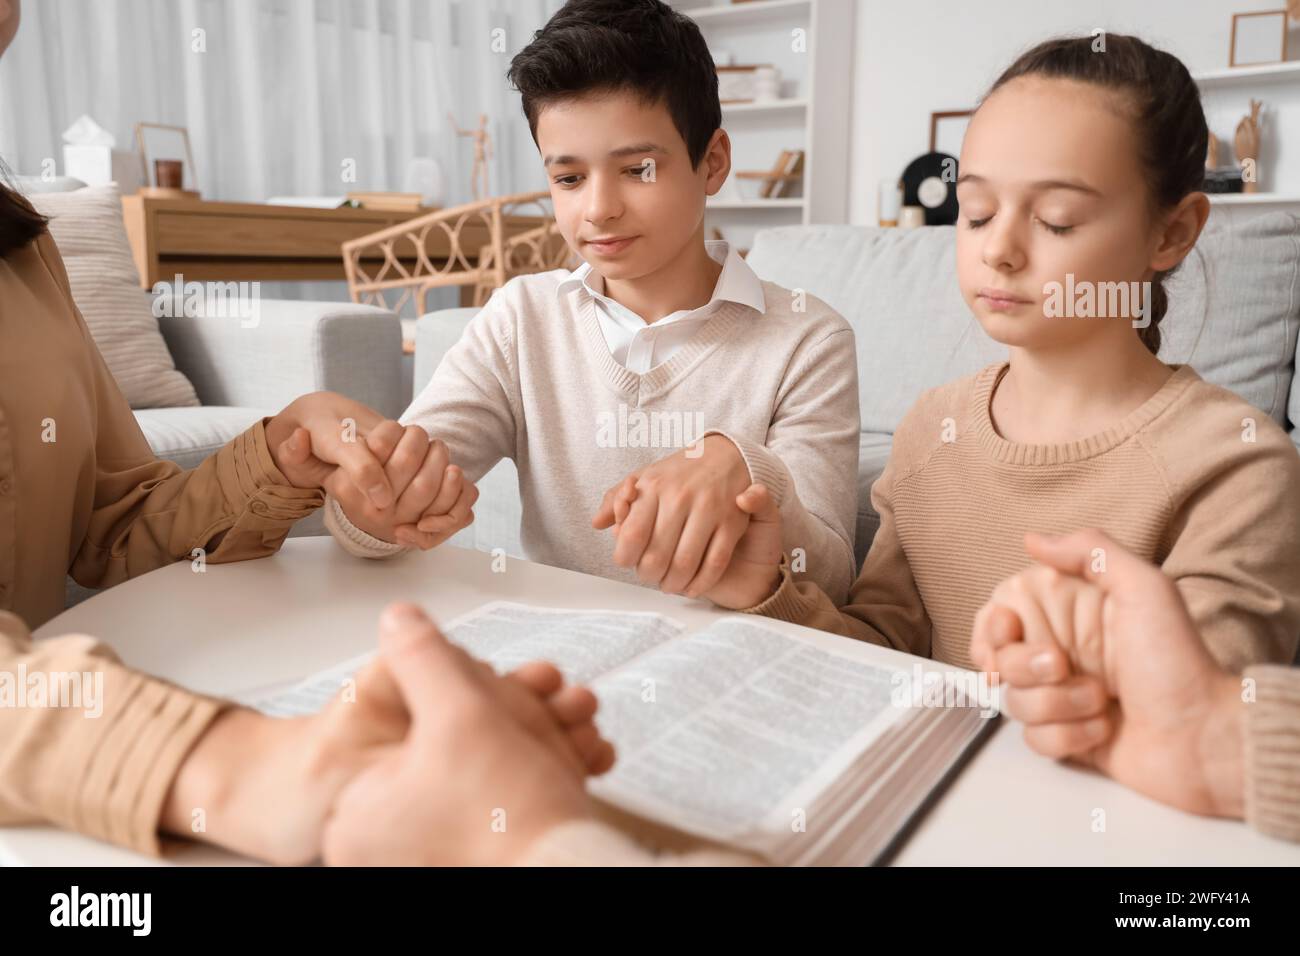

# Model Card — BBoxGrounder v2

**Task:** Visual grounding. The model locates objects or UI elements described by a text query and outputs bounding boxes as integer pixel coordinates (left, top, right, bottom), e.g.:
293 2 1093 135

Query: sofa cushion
15 174 87 194
29 184 200 409
134 406 270 471
1161 211 1299 427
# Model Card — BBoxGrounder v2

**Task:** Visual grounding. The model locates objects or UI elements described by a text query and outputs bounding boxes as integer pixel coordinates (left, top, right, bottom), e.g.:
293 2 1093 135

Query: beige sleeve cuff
703 430 854 604
104 680 229 856
323 495 408 560
229 419 326 522
1244 664 1300 843
703 429 791 506
740 554 818 624
0 627 231 857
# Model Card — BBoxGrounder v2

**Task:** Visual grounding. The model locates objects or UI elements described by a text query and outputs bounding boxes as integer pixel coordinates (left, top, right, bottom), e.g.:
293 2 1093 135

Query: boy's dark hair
508 0 721 168
983 34 1208 356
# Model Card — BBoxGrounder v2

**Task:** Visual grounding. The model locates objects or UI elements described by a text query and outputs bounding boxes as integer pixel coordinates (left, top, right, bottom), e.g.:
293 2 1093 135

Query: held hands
326 422 478 549
970 529 1245 819
321 604 616 866
591 436 783 604
265 392 478 549
162 603 615 866
265 391 400 506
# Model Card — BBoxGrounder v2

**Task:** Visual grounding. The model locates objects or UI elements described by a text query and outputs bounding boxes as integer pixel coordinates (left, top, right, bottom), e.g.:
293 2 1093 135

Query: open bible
248 602 1000 866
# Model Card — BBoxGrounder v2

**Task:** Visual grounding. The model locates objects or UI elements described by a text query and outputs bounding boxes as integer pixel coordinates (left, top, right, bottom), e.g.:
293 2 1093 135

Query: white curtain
0 0 563 201
0 0 563 302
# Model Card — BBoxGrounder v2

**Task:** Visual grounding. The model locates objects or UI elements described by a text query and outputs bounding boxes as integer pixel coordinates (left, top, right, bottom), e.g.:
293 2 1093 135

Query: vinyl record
900 151 959 226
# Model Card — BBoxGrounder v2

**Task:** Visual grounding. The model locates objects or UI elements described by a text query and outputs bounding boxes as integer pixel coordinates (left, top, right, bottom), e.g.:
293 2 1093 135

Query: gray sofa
413 210 1300 569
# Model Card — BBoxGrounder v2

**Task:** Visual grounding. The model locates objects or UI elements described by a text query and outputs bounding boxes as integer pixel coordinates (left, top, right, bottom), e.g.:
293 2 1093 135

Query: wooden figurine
449 113 492 201
1233 99 1262 194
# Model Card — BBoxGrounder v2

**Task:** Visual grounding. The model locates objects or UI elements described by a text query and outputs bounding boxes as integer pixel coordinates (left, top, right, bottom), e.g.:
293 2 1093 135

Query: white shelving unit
1193 59 1300 219
707 197 806 209
1207 192 1300 204
1193 60 1300 90
675 0 854 250
721 98 809 116
686 0 811 25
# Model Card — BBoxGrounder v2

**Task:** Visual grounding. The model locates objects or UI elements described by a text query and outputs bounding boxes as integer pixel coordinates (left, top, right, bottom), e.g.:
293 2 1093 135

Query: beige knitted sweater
750 362 1300 671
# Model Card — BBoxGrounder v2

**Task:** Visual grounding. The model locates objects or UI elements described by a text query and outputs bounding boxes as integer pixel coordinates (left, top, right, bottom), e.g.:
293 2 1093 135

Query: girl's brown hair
984 34 1208 355
0 167 48 259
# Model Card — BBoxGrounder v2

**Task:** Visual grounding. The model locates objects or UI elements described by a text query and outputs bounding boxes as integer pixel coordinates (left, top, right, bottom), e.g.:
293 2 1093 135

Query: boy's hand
320 423 478 549
971 530 1244 819
592 435 753 595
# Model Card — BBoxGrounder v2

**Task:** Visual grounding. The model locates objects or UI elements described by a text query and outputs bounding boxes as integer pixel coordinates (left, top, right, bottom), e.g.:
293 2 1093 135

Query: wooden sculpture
449 113 492 201
1233 99 1263 194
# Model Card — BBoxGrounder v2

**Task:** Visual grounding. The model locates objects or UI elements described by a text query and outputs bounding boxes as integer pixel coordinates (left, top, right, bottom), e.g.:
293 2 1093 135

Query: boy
327 0 859 604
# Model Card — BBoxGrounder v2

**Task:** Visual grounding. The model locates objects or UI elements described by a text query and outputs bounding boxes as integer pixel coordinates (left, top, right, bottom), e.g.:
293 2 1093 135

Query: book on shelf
346 190 424 212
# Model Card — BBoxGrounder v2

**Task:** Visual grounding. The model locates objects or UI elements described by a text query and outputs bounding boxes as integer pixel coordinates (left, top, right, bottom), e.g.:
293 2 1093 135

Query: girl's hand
971 530 1245 819
971 562 1115 754
699 484 785 609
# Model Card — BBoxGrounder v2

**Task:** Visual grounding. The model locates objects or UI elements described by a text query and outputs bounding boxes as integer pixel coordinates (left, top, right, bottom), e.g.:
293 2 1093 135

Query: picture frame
929 110 974 156
134 122 198 191
1230 9 1288 67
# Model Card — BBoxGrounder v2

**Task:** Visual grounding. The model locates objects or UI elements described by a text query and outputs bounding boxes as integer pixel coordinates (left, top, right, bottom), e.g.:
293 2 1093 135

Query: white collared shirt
556 240 767 373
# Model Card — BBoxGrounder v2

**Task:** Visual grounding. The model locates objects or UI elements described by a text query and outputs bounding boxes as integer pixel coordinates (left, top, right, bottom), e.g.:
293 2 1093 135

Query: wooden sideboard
121 196 547 306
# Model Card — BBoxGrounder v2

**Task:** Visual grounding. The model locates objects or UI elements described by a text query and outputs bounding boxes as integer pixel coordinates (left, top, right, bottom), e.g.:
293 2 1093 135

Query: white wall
847 0 1284 224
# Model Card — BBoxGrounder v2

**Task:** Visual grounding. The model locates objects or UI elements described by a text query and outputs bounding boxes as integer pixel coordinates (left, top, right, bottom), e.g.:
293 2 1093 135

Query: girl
704 34 1300 680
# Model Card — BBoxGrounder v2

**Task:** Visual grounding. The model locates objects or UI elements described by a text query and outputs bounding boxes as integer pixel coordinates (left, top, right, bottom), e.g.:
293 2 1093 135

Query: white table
5 538 1296 866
